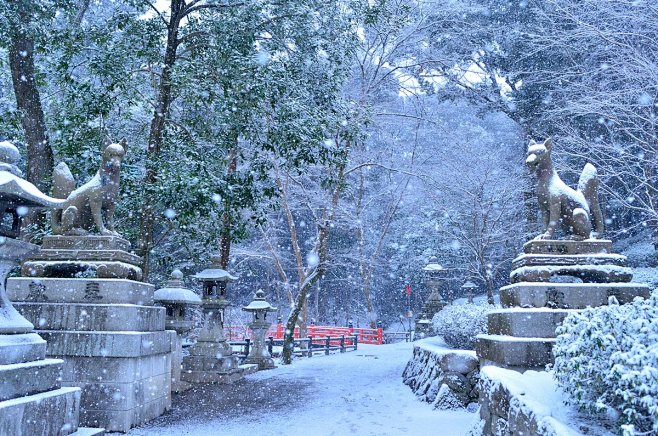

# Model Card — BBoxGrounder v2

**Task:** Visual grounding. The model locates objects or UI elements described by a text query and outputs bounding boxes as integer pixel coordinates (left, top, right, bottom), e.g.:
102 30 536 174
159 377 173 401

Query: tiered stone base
476 240 650 371
22 236 142 281
0 333 103 435
181 341 257 383
8 277 172 433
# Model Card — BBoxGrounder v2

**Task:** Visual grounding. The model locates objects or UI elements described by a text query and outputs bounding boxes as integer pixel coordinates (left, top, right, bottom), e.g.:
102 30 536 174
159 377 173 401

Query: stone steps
38 330 173 358
475 334 555 369
0 333 46 365
512 253 627 269
0 387 81 436
487 309 575 338
522 239 612 255
8 277 155 305
0 358 63 401
500 282 650 309
14 302 165 332
510 264 633 283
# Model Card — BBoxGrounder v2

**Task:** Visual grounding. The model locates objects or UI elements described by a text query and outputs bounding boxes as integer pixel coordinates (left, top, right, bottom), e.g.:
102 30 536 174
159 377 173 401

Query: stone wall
402 339 479 410
478 366 606 435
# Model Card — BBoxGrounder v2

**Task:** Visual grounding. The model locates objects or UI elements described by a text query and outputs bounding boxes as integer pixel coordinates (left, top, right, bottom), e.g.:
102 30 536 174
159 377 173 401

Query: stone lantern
154 269 201 393
242 289 277 370
416 256 446 336
462 281 478 303
181 254 244 383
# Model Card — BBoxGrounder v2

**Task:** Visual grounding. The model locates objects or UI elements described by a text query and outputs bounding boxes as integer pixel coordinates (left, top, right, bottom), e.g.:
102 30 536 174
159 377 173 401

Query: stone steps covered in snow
0 387 81 436
38 330 173 357
0 332 46 365
8 277 155 305
475 334 555 369
510 264 633 283
15 302 165 332
523 239 612 255
0 357 63 401
500 282 650 309
487 308 575 338
512 253 627 269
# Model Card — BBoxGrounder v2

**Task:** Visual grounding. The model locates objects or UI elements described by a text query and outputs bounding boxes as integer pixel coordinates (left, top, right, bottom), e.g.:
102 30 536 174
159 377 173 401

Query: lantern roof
0 142 66 210
461 281 478 289
423 256 443 272
243 289 277 312
154 269 202 305
194 254 238 282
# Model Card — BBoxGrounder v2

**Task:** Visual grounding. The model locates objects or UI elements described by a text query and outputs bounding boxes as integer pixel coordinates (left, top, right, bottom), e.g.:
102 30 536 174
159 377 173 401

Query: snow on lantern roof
243 290 277 312
193 254 238 282
0 170 66 209
154 269 201 305
462 281 478 289
423 256 444 272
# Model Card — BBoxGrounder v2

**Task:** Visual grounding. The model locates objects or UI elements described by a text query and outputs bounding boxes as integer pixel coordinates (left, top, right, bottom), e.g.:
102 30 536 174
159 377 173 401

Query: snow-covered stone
403 338 480 409
479 366 612 435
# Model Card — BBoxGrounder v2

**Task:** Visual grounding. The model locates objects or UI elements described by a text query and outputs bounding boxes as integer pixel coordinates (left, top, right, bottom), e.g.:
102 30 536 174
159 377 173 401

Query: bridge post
267 336 274 356
307 335 313 357
245 338 251 358
325 336 330 355
340 335 345 353
353 335 358 351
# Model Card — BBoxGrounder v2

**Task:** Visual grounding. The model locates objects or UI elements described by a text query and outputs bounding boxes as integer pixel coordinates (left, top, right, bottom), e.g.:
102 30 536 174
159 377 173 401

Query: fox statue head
101 138 127 171
526 137 553 172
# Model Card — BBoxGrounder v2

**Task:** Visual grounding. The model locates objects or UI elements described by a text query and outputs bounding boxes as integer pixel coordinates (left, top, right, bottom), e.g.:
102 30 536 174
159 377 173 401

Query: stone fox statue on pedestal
526 138 604 240
51 138 127 236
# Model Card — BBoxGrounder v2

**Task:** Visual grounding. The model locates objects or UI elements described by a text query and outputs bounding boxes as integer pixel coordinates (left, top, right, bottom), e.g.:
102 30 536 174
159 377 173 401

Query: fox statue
51 138 127 237
526 137 604 240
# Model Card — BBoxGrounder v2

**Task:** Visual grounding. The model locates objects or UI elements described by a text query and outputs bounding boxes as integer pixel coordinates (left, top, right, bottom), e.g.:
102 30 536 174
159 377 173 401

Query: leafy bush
432 303 494 349
553 291 658 435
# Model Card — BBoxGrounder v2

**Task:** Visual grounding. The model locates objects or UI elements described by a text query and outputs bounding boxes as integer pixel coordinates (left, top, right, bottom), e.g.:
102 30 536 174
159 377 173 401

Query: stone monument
154 269 201 393
475 138 650 370
0 141 102 435
242 290 277 370
7 140 173 432
181 255 256 383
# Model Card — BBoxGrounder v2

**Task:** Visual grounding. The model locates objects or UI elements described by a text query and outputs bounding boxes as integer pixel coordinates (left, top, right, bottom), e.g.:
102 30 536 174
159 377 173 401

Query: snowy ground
130 342 475 436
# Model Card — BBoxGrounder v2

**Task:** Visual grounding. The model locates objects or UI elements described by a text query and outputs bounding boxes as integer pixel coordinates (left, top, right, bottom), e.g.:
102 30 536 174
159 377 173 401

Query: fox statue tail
51 162 76 233
578 163 604 236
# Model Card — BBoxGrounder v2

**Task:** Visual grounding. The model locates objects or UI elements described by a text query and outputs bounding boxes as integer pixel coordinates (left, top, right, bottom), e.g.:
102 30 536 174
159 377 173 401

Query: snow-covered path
130 341 475 435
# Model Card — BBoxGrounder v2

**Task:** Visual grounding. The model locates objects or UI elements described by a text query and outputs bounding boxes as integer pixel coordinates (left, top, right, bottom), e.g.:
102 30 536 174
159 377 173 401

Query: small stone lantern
242 289 277 370
416 256 446 336
181 254 242 384
154 269 201 392
462 281 478 304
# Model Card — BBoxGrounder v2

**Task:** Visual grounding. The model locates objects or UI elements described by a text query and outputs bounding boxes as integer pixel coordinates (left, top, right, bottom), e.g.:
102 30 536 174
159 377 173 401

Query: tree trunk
138 0 183 280
8 5 53 194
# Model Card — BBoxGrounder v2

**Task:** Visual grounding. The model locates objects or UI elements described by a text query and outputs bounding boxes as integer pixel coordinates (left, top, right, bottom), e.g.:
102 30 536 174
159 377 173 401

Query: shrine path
129 341 475 436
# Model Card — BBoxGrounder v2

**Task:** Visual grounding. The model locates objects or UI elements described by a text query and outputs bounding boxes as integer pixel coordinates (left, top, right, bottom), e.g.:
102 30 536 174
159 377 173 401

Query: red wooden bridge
225 323 384 345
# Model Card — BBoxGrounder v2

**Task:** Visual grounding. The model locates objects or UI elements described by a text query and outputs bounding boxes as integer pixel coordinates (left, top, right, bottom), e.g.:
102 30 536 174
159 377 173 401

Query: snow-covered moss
553 291 658 434
432 303 494 350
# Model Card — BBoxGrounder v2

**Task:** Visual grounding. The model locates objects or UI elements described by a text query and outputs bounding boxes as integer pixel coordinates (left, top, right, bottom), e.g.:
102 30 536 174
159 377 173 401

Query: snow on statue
51 138 127 237
526 137 604 240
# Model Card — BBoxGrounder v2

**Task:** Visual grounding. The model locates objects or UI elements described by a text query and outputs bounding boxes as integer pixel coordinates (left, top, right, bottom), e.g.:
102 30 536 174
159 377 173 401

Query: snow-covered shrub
432 303 494 349
553 292 658 435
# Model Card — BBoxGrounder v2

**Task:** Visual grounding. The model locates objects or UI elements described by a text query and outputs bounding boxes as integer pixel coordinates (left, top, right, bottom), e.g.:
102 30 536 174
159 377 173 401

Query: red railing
224 324 384 345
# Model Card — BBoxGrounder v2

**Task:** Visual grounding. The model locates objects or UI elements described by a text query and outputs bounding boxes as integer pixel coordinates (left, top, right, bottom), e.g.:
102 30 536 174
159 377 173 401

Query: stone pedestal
7 236 172 432
244 322 276 370
0 238 103 436
476 239 650 371
181 300 244 383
